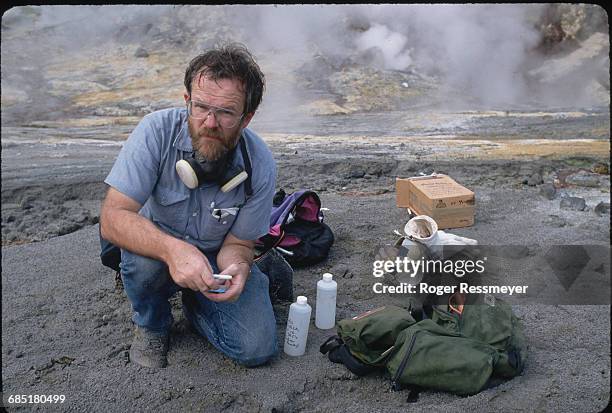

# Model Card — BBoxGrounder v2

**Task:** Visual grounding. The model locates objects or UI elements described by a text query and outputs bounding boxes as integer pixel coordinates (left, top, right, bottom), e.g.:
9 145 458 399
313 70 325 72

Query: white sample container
315 273 337 330
284 296 312 356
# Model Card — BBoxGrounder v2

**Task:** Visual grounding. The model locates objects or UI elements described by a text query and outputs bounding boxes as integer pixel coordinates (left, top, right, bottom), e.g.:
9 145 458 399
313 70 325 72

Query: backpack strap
238 137 253 199
320 336 378 376
253 189 288 262
254 230 285 262
239 135 269 257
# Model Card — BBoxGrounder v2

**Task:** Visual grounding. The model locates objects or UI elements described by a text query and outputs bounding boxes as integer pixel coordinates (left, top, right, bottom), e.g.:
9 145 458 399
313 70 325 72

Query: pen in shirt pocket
211 207 240 221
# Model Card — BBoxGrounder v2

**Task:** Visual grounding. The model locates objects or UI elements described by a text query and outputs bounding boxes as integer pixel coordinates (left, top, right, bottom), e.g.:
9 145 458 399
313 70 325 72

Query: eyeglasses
187 100 244 129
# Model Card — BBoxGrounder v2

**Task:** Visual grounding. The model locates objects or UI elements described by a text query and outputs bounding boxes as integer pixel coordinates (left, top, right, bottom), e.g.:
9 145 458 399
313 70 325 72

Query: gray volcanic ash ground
1 5 610 412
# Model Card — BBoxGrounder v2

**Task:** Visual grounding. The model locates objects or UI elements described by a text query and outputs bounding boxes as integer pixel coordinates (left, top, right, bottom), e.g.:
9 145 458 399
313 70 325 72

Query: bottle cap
323 273 333 282
297 296 307 305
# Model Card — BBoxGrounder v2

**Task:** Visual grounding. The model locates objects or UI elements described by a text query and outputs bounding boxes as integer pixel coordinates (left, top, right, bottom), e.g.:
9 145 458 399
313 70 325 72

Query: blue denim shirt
105 108 276 252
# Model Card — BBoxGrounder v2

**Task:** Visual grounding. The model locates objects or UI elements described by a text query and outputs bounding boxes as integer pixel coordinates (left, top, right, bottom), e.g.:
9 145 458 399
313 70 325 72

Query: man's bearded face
186 75 247 162
188 119 241 162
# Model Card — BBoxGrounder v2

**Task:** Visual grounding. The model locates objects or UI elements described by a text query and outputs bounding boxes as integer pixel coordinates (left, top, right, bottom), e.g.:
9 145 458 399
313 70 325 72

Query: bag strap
320 336 378 376
405 386 422 403
238 136 271 261
252 189 289 262
238 137 253 199
254 230 285 262
320 335 344 354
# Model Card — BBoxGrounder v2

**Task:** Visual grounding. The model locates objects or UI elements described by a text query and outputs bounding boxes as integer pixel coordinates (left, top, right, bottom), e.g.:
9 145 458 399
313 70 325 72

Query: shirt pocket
198 205 240 242
151 184 190 233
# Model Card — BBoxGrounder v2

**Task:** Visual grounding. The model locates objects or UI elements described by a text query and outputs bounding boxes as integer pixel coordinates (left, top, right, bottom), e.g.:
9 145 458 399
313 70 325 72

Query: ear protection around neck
175 138 250 193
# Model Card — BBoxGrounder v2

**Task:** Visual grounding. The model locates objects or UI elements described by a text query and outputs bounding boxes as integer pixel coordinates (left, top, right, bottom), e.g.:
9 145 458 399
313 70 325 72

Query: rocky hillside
1 4 608 129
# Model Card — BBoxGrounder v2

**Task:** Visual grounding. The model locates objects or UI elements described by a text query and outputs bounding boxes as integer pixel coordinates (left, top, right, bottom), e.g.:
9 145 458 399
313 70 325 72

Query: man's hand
203 261 251 302
206 232 255 303
101 188 218 294
166 240 217 294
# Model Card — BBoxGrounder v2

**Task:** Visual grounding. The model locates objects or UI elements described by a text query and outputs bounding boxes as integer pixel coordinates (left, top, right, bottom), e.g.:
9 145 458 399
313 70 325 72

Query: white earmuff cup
221 171 248 193
176 159 199 189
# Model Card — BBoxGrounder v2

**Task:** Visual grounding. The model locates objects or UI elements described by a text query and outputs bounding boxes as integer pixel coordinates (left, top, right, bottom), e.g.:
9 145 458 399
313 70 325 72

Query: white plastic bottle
284 296 312 356
315 273 337 329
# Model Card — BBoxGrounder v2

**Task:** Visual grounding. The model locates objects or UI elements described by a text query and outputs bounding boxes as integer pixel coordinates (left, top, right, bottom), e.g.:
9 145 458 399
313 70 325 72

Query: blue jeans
120 249 278 367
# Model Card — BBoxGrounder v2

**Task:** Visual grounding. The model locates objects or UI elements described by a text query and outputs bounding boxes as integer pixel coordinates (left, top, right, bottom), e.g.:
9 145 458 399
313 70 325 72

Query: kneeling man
100 44 277 368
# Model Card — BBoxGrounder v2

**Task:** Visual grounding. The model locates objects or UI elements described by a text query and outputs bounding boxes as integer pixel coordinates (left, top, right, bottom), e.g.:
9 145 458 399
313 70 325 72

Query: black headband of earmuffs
176 137 252 196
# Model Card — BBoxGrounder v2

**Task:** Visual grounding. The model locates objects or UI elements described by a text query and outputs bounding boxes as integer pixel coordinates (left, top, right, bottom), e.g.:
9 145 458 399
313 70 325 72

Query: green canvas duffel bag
322 294 527 397
386 319 500 396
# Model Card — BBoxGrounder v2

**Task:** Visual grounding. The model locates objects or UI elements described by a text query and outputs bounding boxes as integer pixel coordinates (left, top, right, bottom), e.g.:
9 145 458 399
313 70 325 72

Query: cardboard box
396 174 475 229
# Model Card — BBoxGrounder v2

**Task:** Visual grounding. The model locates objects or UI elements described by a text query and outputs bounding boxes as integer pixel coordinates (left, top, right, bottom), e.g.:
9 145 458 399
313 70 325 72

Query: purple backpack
256 189 334 267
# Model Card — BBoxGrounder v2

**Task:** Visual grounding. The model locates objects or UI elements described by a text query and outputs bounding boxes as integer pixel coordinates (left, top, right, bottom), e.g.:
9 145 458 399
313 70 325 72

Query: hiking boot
129 326 169 368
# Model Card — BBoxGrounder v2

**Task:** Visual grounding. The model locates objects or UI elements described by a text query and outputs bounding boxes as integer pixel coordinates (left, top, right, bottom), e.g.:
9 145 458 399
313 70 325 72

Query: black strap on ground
320 336 378 377
320 335 344 354
406 386 422 403
331 345 377 376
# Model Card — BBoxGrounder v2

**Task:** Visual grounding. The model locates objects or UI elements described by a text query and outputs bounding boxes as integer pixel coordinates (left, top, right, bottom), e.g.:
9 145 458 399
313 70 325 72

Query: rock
527 173 543 186
540 183 557 200
546 215 567 227
529 32 609 83
58 223 81 236
331 265 352 279
77 212 91 223
47 223 61 235
20 200 35 210
366 161 395 176
344 164 366 179
539 4 595 48
560 197 586 211
594 202 610 216
301 99 350 116
528 28 609 106
518 168 530 179
592 162 609 175
134 47 149 58
48 80 110 95
565 171 600 187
